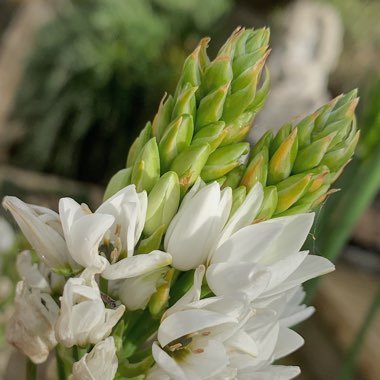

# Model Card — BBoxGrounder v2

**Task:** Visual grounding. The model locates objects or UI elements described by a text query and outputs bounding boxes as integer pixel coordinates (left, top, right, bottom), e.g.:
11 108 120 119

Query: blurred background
0 0 379 379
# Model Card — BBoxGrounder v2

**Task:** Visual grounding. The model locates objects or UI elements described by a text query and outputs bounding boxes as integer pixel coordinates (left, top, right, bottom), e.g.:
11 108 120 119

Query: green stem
26 359 37 380
306 148 380 302
339 283 380 380
56 348 66 380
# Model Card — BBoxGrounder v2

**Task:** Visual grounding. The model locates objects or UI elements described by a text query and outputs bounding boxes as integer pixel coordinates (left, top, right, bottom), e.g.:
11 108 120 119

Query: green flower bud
159 115 194 172
230 186 247 216
143 172 180 236
152 94 174 143
171 85 198 120
103 168 132 201
176 37 210 96
170 143 211 195
292 132 336 173
195 83 230 131
192 121 226 152
240 147 268 190
221 112 253 146
256 185 278 221
321 130 360 171
246 66 270 114
127 122 152 168
222 56 267 123
251 130 273 157
268 128 298 185
275 173 312 214
296 114 318 148
222 165 245 189
202 55 233 94
131 138 160 193
149 268 175 317
270 123 292 156
201 142 250 182
137 225 166 255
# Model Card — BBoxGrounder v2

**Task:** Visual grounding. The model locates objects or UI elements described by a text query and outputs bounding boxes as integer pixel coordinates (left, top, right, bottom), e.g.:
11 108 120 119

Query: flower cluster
3 180 333 379
2 26 357 380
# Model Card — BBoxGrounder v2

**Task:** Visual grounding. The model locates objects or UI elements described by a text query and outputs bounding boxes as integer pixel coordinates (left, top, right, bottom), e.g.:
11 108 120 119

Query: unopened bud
144 172 180 236
201 143 250 182
103 168 132 201
131 138 160 193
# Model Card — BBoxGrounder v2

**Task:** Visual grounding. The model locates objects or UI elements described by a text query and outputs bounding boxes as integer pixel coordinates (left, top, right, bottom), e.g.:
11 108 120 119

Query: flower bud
144 172 181 236
175 37 209 96
222 165 245 189
127 122 152 168
275 174 312 214
195 83 230 130
149 268 175 316
201 142 250 182
221 112 254 146
192 121 226 152
256 185 278 221
230 186 247 216
202 55 233 94
131 137 160 193
72 337 118 380
152 94 174 143
171 85 197 120
268 128 298 185
159 115 194 172
240 147 268 190
292 132 336 173
103 168 132 201
170 143 211 195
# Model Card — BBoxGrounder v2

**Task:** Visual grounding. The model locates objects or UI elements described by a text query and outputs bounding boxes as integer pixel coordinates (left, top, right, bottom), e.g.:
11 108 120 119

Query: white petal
101 251 172 280
72 337 118 380
165 183 230 270
273 327 304 360
226 329 258 356
16 251 51 292
265 251 308 291
181 339 229 379
158 309 237 348
258 213 314 265
96 185 147 256
3 196 73 272
164 265 205 318
69 213 114 269
240 365 300 380
152 342 188 380
118 268 167 310
206 262 270 300
210 222 282 264
218 183 263 246
265 255 335 297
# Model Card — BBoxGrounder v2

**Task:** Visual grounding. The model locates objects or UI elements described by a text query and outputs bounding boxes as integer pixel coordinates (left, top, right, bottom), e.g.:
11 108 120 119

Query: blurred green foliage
11 0 231 183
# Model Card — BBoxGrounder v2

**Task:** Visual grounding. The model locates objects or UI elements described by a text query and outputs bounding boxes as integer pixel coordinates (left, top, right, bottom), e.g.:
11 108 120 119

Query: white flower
2 196 80 274
164 181 232 271
152 268 255 380
55 268 125 347
226 287 314 379
206 211 334 301
59 185 171 280
72 337 118 380
7 281 59 363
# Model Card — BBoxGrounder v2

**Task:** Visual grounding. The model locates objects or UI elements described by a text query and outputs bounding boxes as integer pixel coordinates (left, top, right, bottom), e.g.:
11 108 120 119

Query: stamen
110 248 119 264
168 343 183 352
201 331 210 336
192 348 204 354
